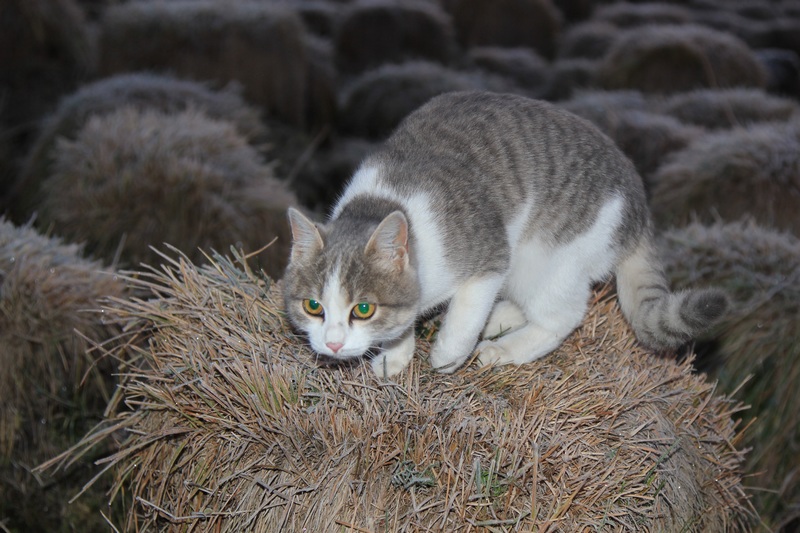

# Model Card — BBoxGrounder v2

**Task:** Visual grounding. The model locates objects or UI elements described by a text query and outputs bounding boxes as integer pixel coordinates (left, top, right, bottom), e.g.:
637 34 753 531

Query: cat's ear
365 211 409 271
287 207 324 262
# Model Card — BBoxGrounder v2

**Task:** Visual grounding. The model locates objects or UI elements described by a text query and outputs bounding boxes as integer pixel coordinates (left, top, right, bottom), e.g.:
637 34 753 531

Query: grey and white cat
283 91 727 377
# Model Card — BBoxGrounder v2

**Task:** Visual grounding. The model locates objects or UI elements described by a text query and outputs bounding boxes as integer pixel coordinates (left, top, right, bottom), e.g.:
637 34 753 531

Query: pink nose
326 342 344 354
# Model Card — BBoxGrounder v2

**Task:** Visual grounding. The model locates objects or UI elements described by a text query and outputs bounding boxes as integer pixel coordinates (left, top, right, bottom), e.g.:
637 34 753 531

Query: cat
283 91 727 377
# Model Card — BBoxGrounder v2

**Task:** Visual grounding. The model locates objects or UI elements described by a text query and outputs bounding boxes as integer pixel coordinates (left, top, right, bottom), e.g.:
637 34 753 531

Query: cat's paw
371 334 415 378
476 339 516 367
429 345 469 374
482 300 526 339
371 353 409 378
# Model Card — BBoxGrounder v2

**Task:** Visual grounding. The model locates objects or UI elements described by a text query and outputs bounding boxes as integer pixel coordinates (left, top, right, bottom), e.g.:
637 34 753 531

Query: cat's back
356 92 647 243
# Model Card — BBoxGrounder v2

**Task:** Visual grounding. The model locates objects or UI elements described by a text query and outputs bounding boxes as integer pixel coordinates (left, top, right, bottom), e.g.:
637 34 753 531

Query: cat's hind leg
482 300 527 339
477 281 590 367
479 198 622 367
430 273 504 373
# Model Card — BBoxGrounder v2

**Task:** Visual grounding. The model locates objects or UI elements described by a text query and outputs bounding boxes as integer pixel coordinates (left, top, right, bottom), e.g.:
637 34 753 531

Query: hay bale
37 107 297 279
442 0 562 59
467 47 552 96
651 120 800 234
303 35 339 129
99 1 309 127
0 0 95 133
557 20 617 60
333 0 456 74
594 2 693 28
659 220 800 528
746 18 800 59
11 72 266 222
690 9 759 44
657 88 800 130
544 58 600 100
338 61 493 139
562 91 703 181
597 24 768 94
550 0 595 22
43 248 754 531
755 48 800 97
293 136 378 211
295 0 338 37
0 218 125 531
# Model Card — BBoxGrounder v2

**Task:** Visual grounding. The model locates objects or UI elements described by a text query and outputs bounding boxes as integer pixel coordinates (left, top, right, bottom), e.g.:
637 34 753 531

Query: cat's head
282 207 420 362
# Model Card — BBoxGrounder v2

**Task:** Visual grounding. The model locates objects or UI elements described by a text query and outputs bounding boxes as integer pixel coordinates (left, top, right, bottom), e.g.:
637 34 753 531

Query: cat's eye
351 302 376 320
302 299 324 316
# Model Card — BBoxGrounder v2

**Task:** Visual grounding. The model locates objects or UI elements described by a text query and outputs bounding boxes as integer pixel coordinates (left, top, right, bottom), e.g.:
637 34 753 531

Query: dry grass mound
442 0 562 59
302 34 339 129
99 1 309 127
0 0 95 133
467 47 552 96
557 20 617 60
293 136 377 211
660 221 800 529
0 218 125 531
12 72 265 222
37 107 297 279
651 119 800 235
338 61 495 140
657 88 799 130
561 91 703 182
597 24 767 94
544 58 600 100
594 2 693 28
755 48 800 97
43 248 754 532
334 0 456 74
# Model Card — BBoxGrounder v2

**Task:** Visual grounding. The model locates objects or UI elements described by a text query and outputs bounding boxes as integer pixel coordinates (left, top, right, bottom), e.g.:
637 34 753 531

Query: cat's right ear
287 207 324 263
365 211 409 272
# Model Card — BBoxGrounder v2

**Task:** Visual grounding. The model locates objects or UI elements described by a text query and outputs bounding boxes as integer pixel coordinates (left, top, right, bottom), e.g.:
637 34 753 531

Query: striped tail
615 238 728 350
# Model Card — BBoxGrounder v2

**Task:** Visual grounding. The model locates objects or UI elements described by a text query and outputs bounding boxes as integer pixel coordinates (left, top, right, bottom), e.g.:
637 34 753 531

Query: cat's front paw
371 333 415 378
476 339 516 367
429 345 469 374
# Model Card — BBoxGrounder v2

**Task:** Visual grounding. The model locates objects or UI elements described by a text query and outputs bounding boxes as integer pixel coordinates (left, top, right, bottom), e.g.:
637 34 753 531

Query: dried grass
660 220 800 529
557 21 618 60
545 58 599 101
333 0 457 74
0 0 95 135
37 106 297 279
657 88 800 130
98 1 309 127
43 248 754 532
593 3 693 28
651 119 800 235
12 72 266 222
338 61 496 140
597 24 767 94
0 218 126 530
467 47 552 97
442 0 562 59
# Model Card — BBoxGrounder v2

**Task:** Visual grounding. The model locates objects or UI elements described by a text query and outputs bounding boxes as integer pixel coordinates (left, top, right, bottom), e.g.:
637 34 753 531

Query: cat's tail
615 238 728 350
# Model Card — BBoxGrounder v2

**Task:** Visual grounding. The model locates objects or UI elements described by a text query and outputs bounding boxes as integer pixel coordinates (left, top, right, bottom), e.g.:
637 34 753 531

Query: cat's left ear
287 207 324 263
365 211 409 271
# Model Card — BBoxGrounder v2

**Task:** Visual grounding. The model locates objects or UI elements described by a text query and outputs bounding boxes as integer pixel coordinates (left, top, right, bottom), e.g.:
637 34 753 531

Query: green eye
302 299 324 316
351 302 375 319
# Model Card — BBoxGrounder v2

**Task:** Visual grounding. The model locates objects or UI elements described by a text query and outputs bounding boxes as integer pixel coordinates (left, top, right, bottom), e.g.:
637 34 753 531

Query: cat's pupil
309 300 320 311
358 303 370 314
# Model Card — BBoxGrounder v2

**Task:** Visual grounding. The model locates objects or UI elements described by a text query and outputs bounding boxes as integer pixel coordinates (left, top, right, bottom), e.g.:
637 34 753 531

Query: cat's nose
326 342 344 354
